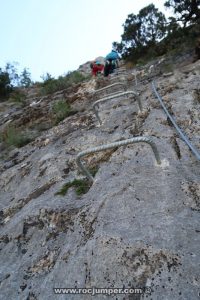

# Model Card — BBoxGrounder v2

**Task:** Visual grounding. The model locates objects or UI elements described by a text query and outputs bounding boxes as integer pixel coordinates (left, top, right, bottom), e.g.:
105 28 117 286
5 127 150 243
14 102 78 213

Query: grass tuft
1 126 34 148
52 100 77 124
55 166 99 196
41 71 88 95
55 179 91 196
9 89 26 106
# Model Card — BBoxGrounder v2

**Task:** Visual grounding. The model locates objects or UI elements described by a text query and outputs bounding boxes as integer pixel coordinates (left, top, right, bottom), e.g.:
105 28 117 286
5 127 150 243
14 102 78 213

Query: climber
104 49 120 77
90 61 104 77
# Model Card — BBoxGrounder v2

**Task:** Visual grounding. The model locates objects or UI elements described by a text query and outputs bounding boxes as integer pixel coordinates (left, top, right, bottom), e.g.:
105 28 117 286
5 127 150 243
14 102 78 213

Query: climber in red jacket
90 61 104 76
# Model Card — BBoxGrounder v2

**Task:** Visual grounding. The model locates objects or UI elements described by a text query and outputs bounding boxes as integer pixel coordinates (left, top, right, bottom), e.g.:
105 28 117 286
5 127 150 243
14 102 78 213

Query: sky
0 0 170 81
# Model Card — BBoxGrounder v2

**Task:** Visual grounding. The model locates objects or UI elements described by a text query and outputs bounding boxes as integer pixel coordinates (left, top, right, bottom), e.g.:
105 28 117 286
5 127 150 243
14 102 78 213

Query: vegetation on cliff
113 0 200 64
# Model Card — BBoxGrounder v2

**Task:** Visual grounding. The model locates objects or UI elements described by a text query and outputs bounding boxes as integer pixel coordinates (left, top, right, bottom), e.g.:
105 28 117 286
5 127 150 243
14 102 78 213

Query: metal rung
115 70 127 75
110 74 129 81
134 73 138 86
95 90 127 110
100 90 128 99
76 136 161 182
119 67 126 71
94 82 127 95
110 73 128 79
92 91 142 124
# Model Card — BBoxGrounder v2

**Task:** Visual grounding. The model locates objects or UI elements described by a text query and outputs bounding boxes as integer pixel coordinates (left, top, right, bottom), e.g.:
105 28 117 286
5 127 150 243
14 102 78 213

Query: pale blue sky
0 0 169 81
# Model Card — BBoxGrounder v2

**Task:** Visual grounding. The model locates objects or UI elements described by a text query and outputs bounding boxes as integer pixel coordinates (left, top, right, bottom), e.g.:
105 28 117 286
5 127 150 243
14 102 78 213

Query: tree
119 4 167 58
20 68 32 87
164 0 200 27
0 69 12 100
166 17 181 34
138 4 167 45
112 41 123 52
41 72 54 84
0 63 33 100
5 62 20 86
112 41 125 55
122 13 143 49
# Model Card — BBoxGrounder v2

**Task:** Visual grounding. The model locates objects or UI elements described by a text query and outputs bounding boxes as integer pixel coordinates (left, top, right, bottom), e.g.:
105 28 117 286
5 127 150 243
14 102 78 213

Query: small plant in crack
55 178 91 196
88 166 99 177
1 126 35 148
55 166 99 196
52 99 78 125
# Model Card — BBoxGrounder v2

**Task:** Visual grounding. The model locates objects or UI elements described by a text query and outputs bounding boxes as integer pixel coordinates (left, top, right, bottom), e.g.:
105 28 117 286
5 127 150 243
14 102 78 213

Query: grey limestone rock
0 58 200 300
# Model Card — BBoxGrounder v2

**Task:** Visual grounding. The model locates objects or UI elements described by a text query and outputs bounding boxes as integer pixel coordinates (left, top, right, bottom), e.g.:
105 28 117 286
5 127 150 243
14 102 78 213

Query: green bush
89 166 99 177
52 100 78 124
161 63 174 73
0 70 13 101
55 179 91 196
41 71 87 95
20 68 32 87
1 126 34 148
55 167 99 196
9 89 26 106
123 22 199 66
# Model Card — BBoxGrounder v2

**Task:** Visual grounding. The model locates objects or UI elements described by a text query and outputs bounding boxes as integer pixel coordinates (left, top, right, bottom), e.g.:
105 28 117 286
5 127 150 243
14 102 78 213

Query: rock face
0 57 200 300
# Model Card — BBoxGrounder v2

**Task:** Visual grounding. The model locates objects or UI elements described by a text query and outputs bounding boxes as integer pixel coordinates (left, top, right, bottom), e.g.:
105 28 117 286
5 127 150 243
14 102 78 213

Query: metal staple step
93 82 127 97
76 136 161 182
92 91 142 124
